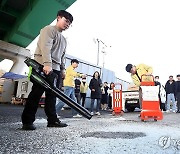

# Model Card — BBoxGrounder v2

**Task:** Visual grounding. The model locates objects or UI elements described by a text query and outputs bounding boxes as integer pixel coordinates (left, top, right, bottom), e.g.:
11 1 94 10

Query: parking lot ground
0 104 180 154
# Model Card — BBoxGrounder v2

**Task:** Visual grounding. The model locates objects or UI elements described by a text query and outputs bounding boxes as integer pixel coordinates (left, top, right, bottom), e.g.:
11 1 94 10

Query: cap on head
177 74 180 77
125 64 133 72
57 10 73 23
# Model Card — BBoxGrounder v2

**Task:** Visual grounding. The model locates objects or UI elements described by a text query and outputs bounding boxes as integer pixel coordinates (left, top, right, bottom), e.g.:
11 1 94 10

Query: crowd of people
164 75 180 113
55 65 115 117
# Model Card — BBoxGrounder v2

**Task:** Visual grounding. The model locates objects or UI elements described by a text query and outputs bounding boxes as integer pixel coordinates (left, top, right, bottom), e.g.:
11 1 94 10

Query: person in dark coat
74 78 81 105
165 75 176 112
175 74 180 113
89 71 102 115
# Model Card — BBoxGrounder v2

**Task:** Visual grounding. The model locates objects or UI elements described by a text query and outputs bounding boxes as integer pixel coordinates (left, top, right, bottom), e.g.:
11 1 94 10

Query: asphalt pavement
0 103 180 154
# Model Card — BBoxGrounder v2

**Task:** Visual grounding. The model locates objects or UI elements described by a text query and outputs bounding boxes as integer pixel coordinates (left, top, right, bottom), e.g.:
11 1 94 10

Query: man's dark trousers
21 70 62 124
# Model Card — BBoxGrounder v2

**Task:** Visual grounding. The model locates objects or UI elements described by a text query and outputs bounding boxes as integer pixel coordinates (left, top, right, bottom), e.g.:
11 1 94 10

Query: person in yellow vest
56 59 85 118
80 77 89 107
126 63 153 115
125 63 153 87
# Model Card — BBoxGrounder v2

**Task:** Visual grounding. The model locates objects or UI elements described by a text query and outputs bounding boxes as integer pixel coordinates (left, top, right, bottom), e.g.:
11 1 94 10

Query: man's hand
43 66 52 75
92 89 95 92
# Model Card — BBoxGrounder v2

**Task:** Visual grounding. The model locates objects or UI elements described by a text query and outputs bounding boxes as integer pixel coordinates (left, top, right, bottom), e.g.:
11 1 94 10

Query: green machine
25 58 92 120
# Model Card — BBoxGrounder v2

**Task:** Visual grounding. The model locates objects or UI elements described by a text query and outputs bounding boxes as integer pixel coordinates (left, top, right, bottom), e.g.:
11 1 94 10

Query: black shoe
176 110 180 113
47 121 68 127
22 124 36 130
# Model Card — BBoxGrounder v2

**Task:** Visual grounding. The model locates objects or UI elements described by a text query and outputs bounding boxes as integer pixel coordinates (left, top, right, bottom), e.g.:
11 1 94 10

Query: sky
25 0 180 85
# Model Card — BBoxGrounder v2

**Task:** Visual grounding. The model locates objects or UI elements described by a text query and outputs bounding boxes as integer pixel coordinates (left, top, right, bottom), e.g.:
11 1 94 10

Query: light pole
95 38 109 66
101 47 106 69
101 47 106 79
96 38 100 66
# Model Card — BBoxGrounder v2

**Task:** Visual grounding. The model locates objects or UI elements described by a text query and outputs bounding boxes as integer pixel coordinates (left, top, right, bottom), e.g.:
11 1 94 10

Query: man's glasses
63 17 72 26
130 68 133 73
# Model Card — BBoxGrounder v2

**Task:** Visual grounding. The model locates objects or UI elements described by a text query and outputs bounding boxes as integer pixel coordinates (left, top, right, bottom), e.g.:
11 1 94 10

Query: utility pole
102 48 106 69
94 38 112 81
96 38 110 66
101 47 106 79
96 39 100 66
